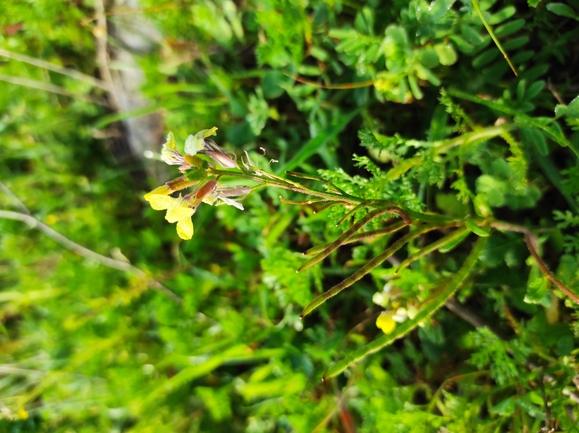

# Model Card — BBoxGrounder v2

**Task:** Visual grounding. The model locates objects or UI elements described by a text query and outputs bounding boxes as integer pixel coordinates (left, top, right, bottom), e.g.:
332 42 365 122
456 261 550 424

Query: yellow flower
376 312 396 334
144 194 196 240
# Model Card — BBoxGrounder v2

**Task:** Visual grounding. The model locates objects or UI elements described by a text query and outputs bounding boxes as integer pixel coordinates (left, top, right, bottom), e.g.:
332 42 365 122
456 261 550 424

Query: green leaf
424 0 457 22
415 64 441 86
488 6 516 25
408 75 424 100
418 49 440 69
278 109 360 173
566 95 579 118
434 43 458 65
494 18 526 38
476 175 507 207
524 277 549 305
435 193 470 217
555 104 568 118
472 48 499 69
546 3 579 19
526 80 545 100
520 127 548 155
491 397 517 415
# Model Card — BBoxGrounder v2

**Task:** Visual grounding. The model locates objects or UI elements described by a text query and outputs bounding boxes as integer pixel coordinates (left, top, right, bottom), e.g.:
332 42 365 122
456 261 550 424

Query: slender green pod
301 223 448 318
323 236 488 380
396 226 471 273
304 221 406 256
298 208 402 272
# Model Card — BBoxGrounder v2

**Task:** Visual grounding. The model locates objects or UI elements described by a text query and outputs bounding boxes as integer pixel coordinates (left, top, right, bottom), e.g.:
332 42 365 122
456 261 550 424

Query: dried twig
0 182 31 215
0 210 182 304
0 48 109 91
524 232 579 305
93 0 122 112
0 73 110 107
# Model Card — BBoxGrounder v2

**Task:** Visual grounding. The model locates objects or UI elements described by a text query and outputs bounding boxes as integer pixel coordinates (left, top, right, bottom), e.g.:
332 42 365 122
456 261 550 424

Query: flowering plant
144 127 577 381
144 128 249 240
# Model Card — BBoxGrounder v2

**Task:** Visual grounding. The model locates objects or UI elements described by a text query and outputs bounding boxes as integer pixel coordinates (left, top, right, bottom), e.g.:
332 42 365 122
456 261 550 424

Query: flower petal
376 312 396 334
184 134 204 156
200 126 218 139
144 185 171 201
165 132 177 150
165 202 195 223
146 194 177 210
184 127 218 156
219 196 244 210
176 217 194 240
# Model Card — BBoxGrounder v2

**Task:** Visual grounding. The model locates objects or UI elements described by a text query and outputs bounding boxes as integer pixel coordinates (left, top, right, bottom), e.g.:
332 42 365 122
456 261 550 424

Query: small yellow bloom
165 198 194 223
376 312 396 334
18 406 28 420
144 194 196 240
145 194 176 211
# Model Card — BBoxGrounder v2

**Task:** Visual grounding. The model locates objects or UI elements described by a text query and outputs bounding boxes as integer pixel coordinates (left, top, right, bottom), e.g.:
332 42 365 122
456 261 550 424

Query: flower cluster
373 282 418 334
144 128 249 240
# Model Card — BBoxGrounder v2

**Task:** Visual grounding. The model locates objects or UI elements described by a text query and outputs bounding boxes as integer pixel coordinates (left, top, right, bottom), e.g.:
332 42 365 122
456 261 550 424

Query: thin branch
0 73 110 107
0 48 109 91
93 0 122 112
445 298 489 329
282 73 374 90
524 232 579 305
547 78 566 106
0 210 182 304
0 182 31 215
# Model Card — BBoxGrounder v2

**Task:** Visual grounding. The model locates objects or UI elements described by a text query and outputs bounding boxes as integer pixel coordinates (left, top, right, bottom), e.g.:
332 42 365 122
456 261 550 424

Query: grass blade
279 109 360 173
471 0 518 76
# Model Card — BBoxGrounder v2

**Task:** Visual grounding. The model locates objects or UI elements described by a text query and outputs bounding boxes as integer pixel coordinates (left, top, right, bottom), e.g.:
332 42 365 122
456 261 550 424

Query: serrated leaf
524 277 549 304
566 95 579 118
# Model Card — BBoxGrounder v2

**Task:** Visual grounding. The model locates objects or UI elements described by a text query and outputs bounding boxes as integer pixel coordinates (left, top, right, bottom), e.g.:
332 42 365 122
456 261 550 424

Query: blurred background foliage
1 0 579 431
